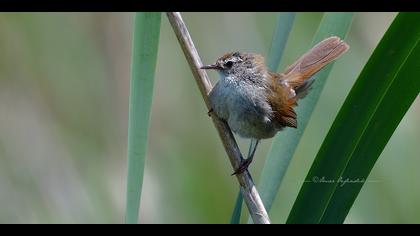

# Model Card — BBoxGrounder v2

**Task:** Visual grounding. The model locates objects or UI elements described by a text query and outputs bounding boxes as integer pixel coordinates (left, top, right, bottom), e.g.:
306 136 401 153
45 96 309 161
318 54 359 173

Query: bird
201 36 349 175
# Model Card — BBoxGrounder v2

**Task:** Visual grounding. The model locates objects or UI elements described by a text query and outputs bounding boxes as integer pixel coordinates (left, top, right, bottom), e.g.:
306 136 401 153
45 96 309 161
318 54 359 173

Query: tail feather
268 36 349 129
281 36 349 99
294 76 315 100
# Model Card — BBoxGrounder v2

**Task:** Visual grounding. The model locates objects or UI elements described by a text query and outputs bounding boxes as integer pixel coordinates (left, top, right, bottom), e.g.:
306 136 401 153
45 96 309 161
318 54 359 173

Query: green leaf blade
233 12 295 224
320 17 420 224
287 12 420 224
125 12 161 224
258 12 354 215
229 12 295 224
230 191 243 224
267 12 296 72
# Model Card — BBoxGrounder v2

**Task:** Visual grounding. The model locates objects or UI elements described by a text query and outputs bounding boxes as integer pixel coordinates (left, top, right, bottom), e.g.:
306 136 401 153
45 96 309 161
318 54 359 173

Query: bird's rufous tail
281 36 349 99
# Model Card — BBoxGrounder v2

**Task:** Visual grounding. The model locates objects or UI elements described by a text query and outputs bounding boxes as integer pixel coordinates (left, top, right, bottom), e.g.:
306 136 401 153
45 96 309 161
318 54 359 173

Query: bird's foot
207 108 214 117
231 158 252 176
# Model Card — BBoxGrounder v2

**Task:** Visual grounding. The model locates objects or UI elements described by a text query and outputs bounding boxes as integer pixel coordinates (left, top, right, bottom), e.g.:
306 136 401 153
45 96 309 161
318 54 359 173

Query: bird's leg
232 138 260 175
207 108 214 117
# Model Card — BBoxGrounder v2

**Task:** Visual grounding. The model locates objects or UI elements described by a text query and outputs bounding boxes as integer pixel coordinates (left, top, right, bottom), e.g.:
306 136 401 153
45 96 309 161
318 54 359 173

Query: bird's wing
267 72 298 128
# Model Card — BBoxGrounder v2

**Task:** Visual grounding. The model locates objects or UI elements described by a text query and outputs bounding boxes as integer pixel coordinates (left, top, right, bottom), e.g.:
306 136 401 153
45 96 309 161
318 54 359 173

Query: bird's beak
200 64 221 70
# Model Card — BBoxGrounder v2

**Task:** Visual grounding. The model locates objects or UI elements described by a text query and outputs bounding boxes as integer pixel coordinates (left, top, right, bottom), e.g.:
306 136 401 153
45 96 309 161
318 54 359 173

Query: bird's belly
228 110 277 139
210 81 277 139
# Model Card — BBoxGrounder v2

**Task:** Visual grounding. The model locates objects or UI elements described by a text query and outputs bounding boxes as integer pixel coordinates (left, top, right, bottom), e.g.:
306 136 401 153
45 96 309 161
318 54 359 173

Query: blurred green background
0 12 418 224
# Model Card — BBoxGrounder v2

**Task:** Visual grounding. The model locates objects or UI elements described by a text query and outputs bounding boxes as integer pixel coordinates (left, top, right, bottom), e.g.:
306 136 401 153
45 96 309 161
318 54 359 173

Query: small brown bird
201 36 349 174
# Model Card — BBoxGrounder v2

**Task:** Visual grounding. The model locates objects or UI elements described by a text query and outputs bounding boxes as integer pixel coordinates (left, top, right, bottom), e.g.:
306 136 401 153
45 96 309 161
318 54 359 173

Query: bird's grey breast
209 75 276 139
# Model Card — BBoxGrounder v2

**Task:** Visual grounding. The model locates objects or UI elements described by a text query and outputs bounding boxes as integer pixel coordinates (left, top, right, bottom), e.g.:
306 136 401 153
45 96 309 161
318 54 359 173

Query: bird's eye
225 61 233 68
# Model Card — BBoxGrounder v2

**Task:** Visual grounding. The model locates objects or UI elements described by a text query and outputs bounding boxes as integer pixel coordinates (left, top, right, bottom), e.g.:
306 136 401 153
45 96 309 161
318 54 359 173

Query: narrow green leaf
230 12 295 224
287 12 420 224
267 13 296 71
125 12 161 224
257 13 354 215
230 191 243 224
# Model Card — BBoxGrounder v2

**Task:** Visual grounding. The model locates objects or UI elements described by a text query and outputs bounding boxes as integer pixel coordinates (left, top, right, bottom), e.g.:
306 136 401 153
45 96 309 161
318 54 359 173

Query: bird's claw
231 158 252 176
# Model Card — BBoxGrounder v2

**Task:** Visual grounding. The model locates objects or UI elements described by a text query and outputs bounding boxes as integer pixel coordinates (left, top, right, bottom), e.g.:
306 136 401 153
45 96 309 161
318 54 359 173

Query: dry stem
166 12 270 224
